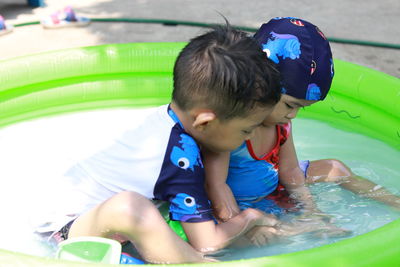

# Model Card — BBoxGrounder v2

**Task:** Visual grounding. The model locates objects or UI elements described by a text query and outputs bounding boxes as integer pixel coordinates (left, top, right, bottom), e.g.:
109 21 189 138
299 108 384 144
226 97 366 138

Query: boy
205 18 400 246
36 24 282 263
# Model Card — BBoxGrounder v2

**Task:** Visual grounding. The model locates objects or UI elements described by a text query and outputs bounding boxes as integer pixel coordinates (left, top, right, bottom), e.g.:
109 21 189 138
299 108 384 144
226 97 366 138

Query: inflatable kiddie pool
0 43 399 266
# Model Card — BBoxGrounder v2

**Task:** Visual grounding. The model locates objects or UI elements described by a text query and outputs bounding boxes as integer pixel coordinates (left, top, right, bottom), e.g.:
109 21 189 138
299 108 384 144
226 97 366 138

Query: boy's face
195 105 274 152
263 94 317 125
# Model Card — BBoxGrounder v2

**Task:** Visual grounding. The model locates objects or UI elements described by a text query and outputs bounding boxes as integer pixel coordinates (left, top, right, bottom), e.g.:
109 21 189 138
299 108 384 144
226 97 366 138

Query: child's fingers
246 226 282 246
212 204 240 222
295 212 333 223
250 232 270 247
257 214 280 227
312 225 352 238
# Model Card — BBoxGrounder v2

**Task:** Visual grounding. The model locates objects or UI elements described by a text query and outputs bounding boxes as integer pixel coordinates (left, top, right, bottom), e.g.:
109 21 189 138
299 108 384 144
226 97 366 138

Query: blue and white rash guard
36 104 213 235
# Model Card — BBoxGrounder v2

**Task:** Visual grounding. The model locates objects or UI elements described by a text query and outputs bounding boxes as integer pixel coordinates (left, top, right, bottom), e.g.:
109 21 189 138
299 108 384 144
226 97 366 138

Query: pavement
0 0 399 77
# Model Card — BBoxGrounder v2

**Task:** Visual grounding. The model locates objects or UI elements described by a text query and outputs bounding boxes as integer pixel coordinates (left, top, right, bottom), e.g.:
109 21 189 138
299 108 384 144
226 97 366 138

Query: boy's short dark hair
172 24 281 121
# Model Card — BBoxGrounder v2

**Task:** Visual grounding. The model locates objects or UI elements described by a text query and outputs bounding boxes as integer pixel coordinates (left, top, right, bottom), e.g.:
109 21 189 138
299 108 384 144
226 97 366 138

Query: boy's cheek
219 139 244 152
204 141 236 153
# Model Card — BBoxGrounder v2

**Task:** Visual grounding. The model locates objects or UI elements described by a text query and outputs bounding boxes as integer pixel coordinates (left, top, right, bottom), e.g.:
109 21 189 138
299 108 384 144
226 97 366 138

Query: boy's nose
286 108 299 119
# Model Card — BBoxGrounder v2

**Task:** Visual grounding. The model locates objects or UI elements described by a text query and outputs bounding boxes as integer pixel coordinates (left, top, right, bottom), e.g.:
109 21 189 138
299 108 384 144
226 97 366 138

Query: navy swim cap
254 17 334 100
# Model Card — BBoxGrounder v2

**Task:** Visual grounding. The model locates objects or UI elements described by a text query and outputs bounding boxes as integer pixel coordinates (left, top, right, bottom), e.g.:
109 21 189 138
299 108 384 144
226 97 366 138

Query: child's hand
311 225 352 238
291 215 352 238
256 213 280 227
208 184 240 222
245 226 281 247
212 200 240 223
295 212 333 224
244 221 303 247
243 213 352 248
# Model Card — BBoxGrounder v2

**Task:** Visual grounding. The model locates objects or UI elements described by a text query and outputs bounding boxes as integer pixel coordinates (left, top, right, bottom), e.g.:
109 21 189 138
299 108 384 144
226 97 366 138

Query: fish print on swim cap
254 17 334 100
262 32 301 63
306 83 321 100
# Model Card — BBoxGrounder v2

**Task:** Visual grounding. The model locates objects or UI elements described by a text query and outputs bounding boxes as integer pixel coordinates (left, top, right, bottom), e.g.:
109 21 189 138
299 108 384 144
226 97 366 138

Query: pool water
0 109 399 260
219 118 400 260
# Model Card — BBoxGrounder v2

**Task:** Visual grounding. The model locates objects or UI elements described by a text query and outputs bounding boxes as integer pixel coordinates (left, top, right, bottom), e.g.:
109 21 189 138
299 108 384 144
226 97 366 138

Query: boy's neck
169 102 194 134
169 102 219 150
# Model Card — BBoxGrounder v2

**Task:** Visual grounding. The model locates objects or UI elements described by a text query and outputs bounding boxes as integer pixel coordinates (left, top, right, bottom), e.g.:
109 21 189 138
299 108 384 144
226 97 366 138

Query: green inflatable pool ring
0 43 399 266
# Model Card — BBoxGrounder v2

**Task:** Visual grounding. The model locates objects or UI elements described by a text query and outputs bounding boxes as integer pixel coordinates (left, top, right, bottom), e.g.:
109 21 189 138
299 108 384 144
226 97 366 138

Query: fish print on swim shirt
153 106 213 223
169 193 204 221
168 133 209 222
170 133 203 171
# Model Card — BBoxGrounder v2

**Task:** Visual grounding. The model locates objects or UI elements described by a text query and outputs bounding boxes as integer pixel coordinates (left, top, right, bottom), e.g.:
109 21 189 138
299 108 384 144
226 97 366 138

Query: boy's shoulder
151 107 213 222
120 104 176 141
120 104 203 174
139 104 175 129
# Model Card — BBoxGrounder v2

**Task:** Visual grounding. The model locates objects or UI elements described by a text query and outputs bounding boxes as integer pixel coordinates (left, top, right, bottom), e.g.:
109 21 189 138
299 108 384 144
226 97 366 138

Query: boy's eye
242 130 252 135
285 103 294 109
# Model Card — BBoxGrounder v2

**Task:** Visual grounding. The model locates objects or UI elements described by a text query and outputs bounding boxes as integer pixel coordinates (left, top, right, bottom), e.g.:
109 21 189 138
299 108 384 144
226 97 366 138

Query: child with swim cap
36 24 284 263
205 17 400 245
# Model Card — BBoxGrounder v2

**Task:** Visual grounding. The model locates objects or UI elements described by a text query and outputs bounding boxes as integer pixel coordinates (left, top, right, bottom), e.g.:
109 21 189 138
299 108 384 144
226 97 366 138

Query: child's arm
203 150 240 222
181 207 279 253
280 128 400 213
278 129 319 214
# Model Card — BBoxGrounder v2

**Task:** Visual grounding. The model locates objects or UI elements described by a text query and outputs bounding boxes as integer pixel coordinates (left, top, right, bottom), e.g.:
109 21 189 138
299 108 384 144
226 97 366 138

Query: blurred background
0 0 399 77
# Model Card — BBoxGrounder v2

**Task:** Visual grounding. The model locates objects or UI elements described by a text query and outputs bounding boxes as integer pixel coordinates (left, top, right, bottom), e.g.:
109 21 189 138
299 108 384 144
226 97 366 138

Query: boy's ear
192 111 217 131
